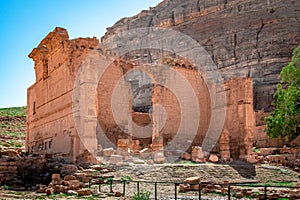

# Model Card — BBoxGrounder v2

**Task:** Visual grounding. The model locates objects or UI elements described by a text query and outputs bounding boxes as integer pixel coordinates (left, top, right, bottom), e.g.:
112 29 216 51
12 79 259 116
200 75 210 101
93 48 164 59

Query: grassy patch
0 106 26 116
0 131 25 138
133 190 151 200
8 191 23 195
267 180 294 186
0 107 26 148
178 160 198 165
252 147 260 153
247 180 294 187
211 191 227 197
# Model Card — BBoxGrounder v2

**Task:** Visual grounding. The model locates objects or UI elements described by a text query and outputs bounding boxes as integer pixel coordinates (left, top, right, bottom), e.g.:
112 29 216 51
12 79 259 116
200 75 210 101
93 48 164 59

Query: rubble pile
255 147 300 172
180 176 300 199
37 164 118 197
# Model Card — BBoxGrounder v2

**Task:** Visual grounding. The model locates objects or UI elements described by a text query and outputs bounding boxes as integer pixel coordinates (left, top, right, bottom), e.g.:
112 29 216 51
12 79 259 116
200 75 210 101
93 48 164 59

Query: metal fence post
198 183 201 199
228 184 231 200
110 180 113 193
93 178 300 199
175 183 178 200
123 181 126 196
264 186 267 200
155 182 157 200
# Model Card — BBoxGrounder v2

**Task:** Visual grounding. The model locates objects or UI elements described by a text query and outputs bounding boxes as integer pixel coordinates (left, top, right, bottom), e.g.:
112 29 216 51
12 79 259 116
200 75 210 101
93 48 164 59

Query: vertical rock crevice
256 20 265 61
171 10 175 26
233 33 237 59
224 0 228 8
197 0 201 12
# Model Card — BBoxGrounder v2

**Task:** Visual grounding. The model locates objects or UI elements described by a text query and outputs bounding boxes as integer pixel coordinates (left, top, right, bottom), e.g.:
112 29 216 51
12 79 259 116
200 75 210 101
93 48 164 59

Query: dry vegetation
0 107 26 149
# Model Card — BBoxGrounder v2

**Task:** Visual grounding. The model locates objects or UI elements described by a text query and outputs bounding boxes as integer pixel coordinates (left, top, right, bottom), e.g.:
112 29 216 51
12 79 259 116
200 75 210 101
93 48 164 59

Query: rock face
102 0 300 112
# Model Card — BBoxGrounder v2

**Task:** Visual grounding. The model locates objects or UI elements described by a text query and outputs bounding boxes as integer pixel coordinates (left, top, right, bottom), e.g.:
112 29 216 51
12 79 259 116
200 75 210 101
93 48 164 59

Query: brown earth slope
0 107 26 149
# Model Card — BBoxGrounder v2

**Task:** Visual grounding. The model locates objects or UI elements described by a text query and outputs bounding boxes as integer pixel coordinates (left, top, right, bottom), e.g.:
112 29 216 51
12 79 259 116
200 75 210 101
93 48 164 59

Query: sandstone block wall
27 27 256 162
222 78 255 160
27 27 99 160
0 158 18 185
152 66 210 150
152 71 255 160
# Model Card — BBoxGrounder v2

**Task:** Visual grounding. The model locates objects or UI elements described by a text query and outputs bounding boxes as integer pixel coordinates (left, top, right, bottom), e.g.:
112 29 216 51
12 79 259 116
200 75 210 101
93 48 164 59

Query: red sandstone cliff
101 0 300 111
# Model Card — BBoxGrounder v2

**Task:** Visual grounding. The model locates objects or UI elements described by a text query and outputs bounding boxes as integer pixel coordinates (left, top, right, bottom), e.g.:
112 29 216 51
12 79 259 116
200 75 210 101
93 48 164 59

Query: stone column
219 129 231 161
152 100 164 151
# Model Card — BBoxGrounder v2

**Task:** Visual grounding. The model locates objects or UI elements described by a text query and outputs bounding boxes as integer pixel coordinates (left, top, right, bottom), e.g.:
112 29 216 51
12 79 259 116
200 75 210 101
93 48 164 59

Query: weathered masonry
27 28 256 162
27 28 99 161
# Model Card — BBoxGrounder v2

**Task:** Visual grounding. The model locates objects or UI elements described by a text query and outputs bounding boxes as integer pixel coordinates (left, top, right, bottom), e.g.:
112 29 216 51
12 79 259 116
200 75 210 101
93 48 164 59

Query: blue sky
0 0 161 108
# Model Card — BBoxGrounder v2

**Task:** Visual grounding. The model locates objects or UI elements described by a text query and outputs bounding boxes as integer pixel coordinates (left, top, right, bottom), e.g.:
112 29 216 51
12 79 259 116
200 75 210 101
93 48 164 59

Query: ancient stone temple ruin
27 28 99 161
27 0 300 163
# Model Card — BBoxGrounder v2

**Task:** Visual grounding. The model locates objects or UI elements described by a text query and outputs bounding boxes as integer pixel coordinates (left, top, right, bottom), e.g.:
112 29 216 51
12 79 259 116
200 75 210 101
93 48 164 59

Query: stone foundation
0 158 18 186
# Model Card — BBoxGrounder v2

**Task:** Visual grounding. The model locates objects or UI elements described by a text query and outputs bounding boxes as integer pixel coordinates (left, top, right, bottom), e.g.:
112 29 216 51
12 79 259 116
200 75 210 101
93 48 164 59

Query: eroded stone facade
27 27 256 162
27 27 99 160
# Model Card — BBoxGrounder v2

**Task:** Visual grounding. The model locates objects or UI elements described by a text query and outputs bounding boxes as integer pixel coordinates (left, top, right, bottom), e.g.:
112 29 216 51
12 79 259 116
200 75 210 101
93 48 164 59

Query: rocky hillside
0 107 26 149
101 0 300 111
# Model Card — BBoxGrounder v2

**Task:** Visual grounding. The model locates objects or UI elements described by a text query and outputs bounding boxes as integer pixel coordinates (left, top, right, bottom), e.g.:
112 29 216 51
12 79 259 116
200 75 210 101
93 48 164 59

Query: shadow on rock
229 160 256 179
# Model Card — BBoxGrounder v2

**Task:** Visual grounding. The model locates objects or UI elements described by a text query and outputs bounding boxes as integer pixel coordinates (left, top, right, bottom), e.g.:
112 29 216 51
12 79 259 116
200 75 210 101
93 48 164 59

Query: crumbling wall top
28 27 69 61
28 27 99 62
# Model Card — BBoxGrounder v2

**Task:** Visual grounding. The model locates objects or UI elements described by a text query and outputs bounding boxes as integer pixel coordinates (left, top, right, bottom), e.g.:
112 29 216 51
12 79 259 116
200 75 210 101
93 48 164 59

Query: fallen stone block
64 175 77 181
61 164 78 176
179 184 190 192
53 185 62 194
191 146 204 162
103 148 114 157
67 190 78 195
123 155 133 162
146 159 154 165
45 188 53 195
189 184 200 191
208 154 219 163
77 188 92 196
185 176 200 184
153 152 166 163
192 158 206 163
181 152 191 160
36 185 47 193
109 155 123 165
68 180 83 190
139 148 151 159
52 173 61 181
133 158 145 164
82 176 90 183
90 165 104 171
115 191 123 197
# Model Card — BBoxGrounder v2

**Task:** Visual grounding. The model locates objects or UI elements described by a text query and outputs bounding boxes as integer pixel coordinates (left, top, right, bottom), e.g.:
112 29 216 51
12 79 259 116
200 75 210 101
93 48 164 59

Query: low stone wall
0 148 101 189
255 147 300 172
0 157 18 186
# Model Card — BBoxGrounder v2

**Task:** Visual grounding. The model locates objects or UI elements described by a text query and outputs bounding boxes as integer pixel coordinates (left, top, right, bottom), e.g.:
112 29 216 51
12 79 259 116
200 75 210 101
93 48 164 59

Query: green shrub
132 190 150 200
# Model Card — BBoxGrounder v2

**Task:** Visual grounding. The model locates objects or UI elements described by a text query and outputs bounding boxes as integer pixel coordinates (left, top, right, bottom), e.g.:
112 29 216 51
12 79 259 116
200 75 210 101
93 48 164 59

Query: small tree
266 46 300 140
